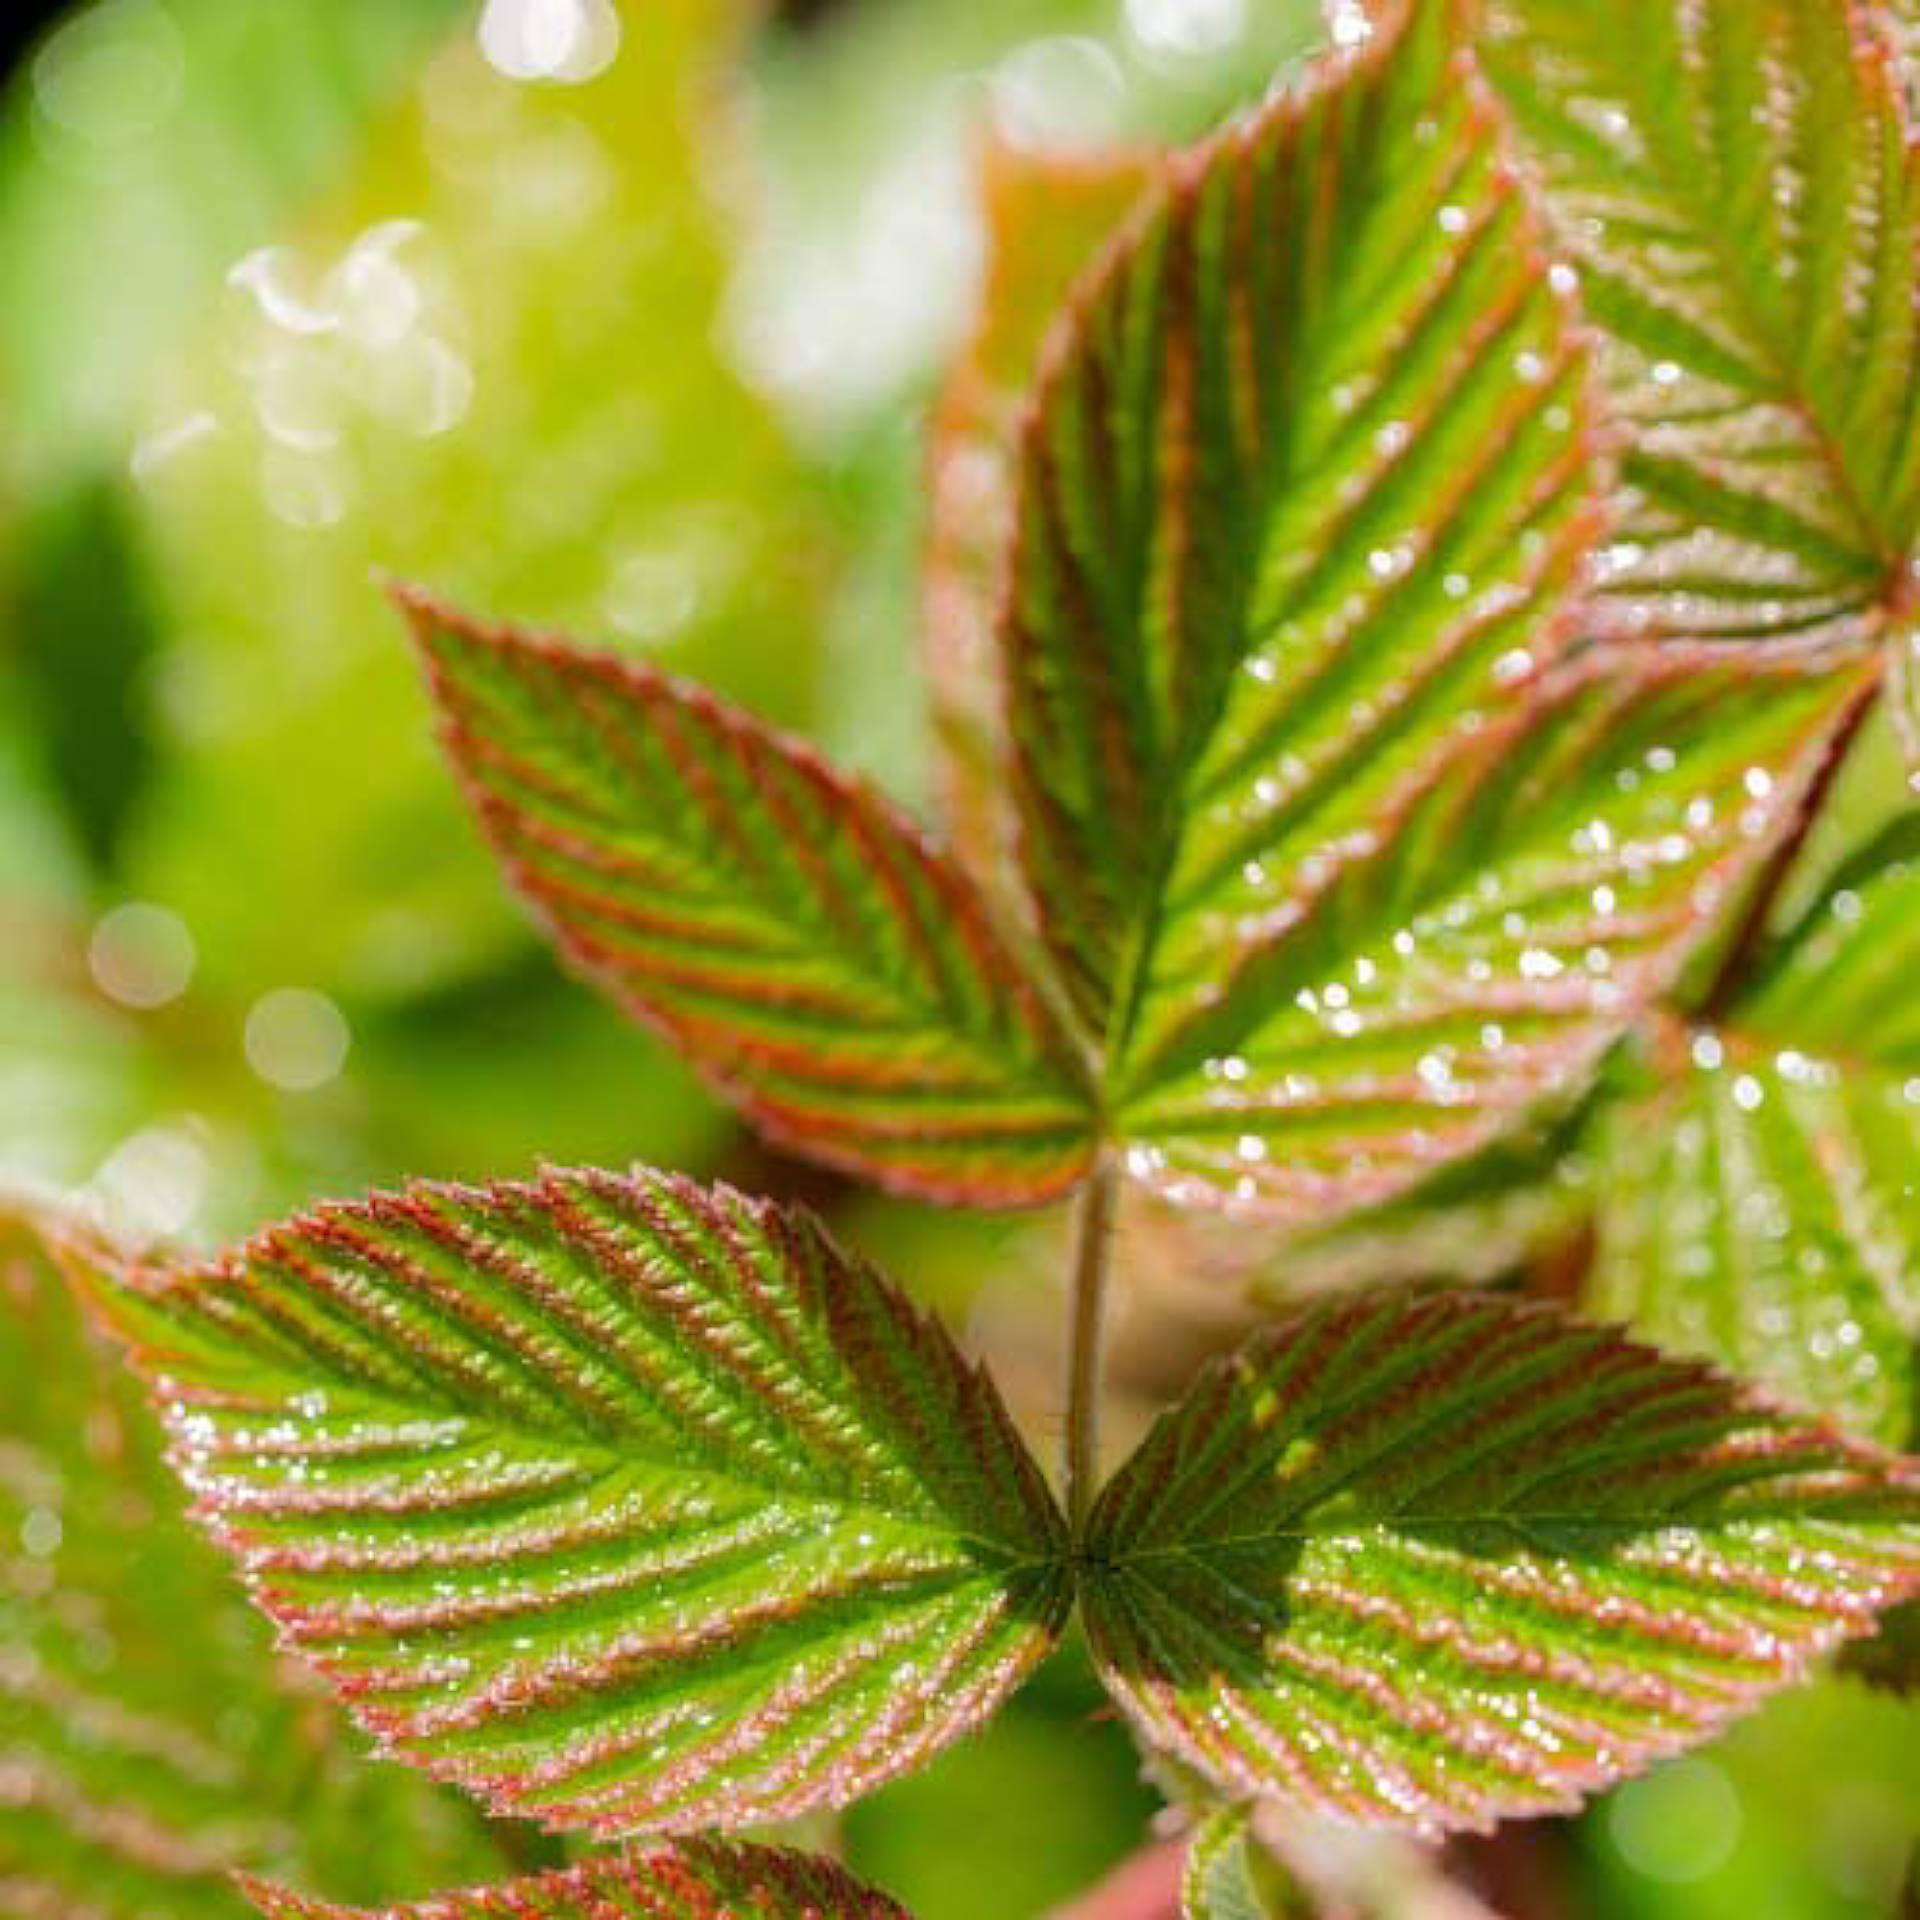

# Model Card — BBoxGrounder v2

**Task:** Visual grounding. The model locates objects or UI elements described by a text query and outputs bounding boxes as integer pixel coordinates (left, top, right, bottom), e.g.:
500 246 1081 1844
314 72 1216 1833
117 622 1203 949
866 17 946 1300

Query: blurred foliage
0 1 1915 1915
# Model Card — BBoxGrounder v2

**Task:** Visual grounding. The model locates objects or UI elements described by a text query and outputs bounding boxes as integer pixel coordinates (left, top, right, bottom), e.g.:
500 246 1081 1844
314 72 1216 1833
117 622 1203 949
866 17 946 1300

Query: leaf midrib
171 1354 1056 1578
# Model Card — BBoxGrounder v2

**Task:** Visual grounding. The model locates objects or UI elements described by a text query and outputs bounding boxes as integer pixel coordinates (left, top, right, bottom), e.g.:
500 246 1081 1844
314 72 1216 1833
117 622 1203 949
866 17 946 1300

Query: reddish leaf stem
1701 675 1879 1022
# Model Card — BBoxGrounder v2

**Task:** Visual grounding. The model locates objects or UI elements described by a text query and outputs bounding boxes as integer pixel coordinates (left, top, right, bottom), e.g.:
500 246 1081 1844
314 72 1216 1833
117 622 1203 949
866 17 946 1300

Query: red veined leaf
399 591 1096 1210
1003 0 1606 1041
1116 652 1874 1220
1592 815 1920 1449
239 1837 910 1918
1083 1289 1920 1834
925 139 1155 883
77 1169 1070 1839
1467 0 1920 657
0 1207 507 1917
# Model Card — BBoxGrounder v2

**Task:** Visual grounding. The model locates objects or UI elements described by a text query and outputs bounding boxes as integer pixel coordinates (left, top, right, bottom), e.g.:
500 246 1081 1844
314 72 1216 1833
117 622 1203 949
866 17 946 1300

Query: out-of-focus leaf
127 0 839 996
0 1206 508 1918
82 1169 1070 1838
8 480 162 872
0 0 464 492
1083 1290 1920 1833
406 594 1097 1207
1004 0 1603 1041
1117 655 1872 1220
241 1838 910 1918
1592 817 1920 1449
1470 0 1920 659
924 141 1153 879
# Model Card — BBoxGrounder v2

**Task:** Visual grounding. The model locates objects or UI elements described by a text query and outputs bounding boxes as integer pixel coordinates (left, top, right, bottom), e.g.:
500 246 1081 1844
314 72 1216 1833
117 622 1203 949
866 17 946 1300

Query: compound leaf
1117 653 1872 1219
80 1169 1070 1839
926 141 1156 882
1592 817 1920 1448
1083 1290 1920 1833
1005 0 1605 1044
402 592 1096 1210
0 1207 507 1918
1471 0 1920 652
240 1838 909 1918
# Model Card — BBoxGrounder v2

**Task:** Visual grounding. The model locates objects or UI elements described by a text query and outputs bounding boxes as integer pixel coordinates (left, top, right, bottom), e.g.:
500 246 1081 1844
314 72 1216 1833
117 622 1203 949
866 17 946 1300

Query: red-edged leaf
78 1169 1069 1838
240 1838 909 1918
400 591 1095 1209
1591 815 1920 1449
1117 653 1874 1219
925 140 1155 881
1003 0 1606 1041
0 1207 507 1917
1083 1290 1920 1834
1468 0 1920 655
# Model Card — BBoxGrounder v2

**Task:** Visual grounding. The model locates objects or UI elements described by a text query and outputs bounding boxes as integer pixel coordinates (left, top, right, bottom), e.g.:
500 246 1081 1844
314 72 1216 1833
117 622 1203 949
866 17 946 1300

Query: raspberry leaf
79 1170 1070 1839
1003 0 1604 1042
1470 0 1920 657
403 592 1096 1209
1116 653 1873 1219
1083 1290 1920 1832
0 1208 507 1916
239 1838 910 1918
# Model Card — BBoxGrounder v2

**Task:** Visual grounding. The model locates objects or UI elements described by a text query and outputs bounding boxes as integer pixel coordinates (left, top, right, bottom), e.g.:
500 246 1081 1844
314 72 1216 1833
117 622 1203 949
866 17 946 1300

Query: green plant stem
1064 1155 1119 1544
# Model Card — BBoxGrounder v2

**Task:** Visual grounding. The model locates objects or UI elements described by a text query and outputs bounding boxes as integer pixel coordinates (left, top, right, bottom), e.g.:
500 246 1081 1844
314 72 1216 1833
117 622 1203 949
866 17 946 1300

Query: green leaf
0 1206 509 1917
1117 653 1872 1218
1181 1808 1310 1919
1082 1289 1920 1833
403 593 1097 1208
1591 817 1920 1449
80 1169 1070 1838
1591 1027 1920 1449
1004 0 1605 1043
1471 0 1920 652
925 141 1155 882
240 1837 910 1918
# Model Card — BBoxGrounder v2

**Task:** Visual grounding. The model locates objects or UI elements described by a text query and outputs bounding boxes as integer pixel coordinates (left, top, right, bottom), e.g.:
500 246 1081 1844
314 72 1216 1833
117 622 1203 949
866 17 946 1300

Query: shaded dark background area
0 3 66 77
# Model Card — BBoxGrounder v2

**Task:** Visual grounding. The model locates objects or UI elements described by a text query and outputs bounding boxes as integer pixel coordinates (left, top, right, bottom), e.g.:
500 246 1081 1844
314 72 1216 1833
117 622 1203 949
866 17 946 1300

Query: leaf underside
240 1837 910 1918
81 1170 1069 1839
1470 0 1920 652
1083 1289 1920 1833
1005 0 1605 1054
0 1209 504 1918
402 591 1096 1209
1118 652 1871 1220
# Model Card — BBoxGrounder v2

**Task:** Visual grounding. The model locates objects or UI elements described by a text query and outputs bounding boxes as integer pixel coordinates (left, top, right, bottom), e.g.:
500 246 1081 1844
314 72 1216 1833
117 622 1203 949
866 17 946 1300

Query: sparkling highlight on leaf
1117 653 1874 1219
240 1837 910 1918
0 1208 504 1918
1004 0 1606 1042
1083 1291 1920 1833
401 589 1097 1209
1594 817 1920 1448
82 1170 1071 1838
1472 0 1920 654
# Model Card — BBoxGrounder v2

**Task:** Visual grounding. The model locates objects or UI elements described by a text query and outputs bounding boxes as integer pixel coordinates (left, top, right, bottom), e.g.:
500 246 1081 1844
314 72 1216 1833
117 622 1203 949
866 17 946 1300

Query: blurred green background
0 2 1913 1914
